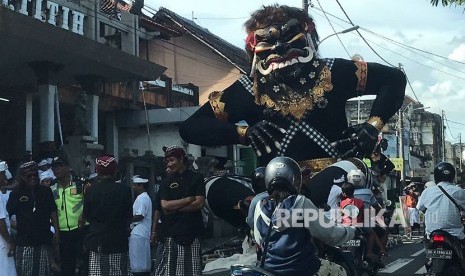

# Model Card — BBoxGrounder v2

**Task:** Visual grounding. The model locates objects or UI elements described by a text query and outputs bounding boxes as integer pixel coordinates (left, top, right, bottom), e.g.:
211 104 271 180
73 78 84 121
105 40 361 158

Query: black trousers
59 228 85 276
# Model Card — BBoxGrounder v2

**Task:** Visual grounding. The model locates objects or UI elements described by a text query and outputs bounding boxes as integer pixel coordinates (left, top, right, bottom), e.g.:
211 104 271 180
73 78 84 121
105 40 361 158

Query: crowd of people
0 144 206 276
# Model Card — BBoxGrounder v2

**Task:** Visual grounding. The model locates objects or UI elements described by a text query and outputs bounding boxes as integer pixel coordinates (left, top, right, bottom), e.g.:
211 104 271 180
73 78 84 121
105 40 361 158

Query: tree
430 0 465 6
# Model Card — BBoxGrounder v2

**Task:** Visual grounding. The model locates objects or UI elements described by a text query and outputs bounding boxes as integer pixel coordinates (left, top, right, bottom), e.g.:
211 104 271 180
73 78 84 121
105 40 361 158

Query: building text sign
3 0 85 35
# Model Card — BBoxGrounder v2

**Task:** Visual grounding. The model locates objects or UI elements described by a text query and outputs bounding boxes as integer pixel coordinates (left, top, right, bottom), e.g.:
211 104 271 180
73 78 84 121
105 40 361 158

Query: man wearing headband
154 146 205 276
7 161 59 276
83 154 132 276
0 160 15 275
38 158 56 181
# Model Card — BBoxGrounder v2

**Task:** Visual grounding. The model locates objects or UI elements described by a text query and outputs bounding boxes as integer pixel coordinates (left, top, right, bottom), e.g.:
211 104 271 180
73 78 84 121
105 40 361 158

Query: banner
363 157 402 172
389 158 404 171
381 133 398 158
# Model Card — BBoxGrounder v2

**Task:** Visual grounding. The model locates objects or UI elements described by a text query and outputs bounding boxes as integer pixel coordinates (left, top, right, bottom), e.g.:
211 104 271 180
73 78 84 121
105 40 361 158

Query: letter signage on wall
3 0 85 35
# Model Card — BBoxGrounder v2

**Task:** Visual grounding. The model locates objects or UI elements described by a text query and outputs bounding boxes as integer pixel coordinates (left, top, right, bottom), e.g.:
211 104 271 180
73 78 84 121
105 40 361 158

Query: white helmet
347 169 366 187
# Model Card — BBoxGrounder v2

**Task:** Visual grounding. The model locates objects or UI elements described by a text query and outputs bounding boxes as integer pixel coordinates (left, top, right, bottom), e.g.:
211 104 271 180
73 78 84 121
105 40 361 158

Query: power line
194 17 248 20
45 6 247 77
315 0 351 58
398 66 420 103
445 118 465 127
313 4 420 101
310 5 465 69
445 114 458 140
361 28 465 69
310 8 465 82
333 0 395 67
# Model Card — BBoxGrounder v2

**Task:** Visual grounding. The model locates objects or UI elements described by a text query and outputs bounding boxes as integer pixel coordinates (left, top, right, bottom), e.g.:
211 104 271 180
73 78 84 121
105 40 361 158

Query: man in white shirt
129 176 153 276
417 162 465 240
0 161 13 232
0 162 16 276
324 175 344 221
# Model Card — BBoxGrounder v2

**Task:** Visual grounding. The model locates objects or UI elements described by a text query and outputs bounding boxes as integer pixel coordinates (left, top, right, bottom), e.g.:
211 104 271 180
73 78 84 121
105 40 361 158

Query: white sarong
408 207 420 226
129 234 151 273
0 245 16 276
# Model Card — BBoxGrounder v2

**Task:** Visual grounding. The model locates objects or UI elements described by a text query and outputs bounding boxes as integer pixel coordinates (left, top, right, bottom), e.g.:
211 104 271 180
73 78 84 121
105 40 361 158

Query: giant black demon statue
180 5 406 228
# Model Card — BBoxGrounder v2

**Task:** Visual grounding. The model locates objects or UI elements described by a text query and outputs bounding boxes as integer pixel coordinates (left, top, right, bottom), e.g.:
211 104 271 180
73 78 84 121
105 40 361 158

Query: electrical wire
62 3 465 84
315 0 351 58
445 118 465 127
361 28 465 68
311 5 465 69
24 5 246 71
334 0 395 67
313 7 423 105
445 114 458 140
399 67 421 103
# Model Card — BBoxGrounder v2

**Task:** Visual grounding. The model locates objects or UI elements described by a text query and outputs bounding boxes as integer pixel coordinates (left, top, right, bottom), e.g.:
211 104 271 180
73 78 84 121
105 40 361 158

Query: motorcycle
424 230 465 276
228 243 357 276
339 231 382 276
314 238 358 276
337 201 385 276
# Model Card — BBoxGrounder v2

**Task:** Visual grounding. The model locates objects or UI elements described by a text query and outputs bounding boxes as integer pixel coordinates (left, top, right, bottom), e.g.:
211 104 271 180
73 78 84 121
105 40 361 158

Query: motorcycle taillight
432 235 445 243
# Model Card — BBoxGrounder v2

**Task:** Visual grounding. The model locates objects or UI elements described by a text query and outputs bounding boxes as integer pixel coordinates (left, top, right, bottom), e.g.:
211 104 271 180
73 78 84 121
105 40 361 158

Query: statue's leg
206 176 255 229
303 160 358 208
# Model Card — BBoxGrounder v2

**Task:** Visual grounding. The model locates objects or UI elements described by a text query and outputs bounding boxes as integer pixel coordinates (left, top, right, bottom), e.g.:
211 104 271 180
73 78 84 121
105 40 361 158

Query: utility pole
303 0 309 13
398 63 405 181
399 109 404 181
459 133 462 173
442 110 446 162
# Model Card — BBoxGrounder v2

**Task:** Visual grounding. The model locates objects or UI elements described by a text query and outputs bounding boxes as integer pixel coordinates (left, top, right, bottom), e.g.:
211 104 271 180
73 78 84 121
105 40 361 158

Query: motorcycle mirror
342 204 360 219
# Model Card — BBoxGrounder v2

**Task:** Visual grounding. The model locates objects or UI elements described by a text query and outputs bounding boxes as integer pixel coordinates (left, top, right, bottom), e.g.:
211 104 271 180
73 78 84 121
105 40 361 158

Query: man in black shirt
154 145 205 276
83 154 132 276
7 161 59 276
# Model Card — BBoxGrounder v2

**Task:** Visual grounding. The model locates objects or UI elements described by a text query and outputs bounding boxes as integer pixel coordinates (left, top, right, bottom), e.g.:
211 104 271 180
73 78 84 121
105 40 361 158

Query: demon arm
365 63 406 130
331 59 406 158
179 79 265 146
333 59 406 130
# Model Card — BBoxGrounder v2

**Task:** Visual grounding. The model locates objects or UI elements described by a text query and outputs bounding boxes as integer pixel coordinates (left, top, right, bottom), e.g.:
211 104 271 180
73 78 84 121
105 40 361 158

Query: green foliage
430 0 465 6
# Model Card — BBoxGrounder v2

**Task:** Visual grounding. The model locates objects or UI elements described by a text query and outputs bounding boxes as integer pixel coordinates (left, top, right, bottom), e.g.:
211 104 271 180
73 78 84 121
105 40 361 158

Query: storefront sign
4 0 85 35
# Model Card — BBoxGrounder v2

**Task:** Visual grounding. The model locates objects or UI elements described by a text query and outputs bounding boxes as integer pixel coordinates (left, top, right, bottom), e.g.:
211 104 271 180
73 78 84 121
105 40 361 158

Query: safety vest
52 181 84 231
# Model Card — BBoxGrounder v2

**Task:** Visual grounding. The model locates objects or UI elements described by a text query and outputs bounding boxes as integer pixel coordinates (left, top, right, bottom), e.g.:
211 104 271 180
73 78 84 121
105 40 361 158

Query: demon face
248 19 314 79
247 18 317 83
244 5 329 119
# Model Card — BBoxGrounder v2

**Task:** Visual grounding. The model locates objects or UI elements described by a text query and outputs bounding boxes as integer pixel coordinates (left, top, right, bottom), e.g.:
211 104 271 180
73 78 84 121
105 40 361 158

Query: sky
144 0 465 143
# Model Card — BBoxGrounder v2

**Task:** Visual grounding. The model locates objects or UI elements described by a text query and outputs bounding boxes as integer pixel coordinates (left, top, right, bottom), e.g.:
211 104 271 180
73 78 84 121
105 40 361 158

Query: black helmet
264 157 302 194
434 162 456 183
252 167 266 193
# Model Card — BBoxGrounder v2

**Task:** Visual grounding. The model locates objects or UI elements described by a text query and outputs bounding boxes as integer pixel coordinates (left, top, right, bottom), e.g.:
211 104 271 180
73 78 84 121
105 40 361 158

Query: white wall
205 146 228 158
118 124 201 158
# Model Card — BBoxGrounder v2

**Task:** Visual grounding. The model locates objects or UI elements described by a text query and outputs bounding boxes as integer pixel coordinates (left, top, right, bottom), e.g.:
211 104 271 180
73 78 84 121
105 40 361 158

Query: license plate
426 248 452 259
343 239 361 247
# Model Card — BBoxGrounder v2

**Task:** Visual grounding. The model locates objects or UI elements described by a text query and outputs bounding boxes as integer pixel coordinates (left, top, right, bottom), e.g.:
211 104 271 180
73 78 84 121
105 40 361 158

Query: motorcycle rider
251 156 355 275
349 169 387 259
416 162 465 242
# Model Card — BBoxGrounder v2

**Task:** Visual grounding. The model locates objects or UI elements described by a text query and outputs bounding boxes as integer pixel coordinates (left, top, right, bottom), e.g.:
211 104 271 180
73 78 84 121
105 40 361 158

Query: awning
0 7 166 89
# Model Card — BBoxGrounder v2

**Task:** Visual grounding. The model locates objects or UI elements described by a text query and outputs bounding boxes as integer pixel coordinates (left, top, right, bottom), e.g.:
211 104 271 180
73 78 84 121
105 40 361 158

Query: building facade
0 0 168 175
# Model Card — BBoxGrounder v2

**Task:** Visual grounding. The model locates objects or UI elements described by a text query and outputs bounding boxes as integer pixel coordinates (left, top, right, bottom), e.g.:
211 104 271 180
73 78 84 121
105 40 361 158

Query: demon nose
273 41 289 55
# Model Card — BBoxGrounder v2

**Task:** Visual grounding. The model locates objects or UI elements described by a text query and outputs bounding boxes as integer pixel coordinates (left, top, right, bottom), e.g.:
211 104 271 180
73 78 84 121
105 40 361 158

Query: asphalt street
202 233 428 276
378 234 426 276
